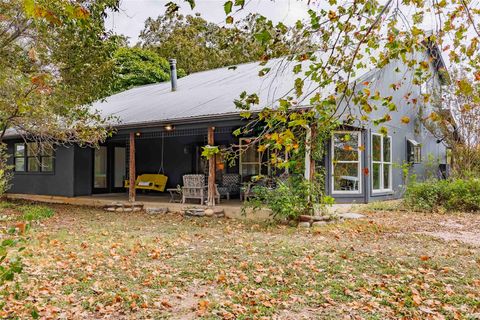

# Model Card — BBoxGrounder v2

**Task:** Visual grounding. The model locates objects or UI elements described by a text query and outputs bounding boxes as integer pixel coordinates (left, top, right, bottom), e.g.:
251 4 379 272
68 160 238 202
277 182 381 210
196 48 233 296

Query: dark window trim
13 142 55 173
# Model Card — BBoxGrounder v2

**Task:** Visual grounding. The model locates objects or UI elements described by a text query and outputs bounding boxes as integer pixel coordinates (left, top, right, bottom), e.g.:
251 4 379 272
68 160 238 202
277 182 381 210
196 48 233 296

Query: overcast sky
105 0 312 44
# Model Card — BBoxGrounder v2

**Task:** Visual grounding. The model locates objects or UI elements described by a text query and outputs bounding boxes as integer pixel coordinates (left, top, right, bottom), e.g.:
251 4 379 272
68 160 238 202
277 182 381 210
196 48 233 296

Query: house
4 45 449 204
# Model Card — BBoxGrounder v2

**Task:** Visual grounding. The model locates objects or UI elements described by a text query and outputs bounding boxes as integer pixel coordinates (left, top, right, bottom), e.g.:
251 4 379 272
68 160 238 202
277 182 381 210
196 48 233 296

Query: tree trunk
129 132 136 202
207 127 216 206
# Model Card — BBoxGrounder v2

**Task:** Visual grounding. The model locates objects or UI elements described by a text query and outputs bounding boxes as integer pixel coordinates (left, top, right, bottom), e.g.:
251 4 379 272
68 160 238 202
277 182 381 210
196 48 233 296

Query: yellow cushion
124 174 168 192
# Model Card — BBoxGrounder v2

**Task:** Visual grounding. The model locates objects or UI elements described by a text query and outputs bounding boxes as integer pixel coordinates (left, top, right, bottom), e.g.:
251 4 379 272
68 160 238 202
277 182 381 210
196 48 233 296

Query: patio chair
181 174 220 204
217 174 241 200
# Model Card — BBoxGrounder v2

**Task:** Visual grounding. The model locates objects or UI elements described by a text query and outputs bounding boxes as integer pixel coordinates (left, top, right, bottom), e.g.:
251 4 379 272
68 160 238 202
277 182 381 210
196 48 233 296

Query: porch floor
6 192 262 219
6 193 355 220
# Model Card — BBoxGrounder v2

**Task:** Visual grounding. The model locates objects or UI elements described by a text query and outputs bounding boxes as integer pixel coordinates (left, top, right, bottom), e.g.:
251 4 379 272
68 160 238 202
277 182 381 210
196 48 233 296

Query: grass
0 201 479 319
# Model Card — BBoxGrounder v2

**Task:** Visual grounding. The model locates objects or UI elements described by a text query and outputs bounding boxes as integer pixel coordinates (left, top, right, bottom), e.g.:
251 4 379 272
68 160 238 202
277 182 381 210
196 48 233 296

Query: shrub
245 175 335 221
404 178 480 212
20 205 54 221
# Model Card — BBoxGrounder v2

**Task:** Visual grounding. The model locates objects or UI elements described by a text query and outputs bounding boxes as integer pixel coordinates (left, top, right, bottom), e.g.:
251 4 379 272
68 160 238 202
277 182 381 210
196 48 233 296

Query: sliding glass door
94 146 108 192
93 145 126 193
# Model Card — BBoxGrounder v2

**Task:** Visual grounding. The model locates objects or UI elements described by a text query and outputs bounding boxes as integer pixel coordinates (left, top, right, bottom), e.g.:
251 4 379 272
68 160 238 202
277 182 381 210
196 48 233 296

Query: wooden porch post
304 125 313 181
129 132 136 202
207 126 216 206
309 125 316 181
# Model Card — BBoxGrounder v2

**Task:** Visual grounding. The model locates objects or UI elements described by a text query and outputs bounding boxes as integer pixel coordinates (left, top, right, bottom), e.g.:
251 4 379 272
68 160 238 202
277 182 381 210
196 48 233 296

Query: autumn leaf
15 222 26 234
401 116 410 124
411 288 422 306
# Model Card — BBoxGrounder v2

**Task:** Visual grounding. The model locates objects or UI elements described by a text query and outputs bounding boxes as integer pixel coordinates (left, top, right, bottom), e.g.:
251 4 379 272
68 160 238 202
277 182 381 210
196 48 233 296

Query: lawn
1 201 479 319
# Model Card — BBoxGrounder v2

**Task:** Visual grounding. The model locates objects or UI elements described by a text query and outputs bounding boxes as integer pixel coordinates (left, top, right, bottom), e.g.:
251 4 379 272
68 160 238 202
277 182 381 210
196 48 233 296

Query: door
93 146 108 193
112 147 126 192
93 145 127 193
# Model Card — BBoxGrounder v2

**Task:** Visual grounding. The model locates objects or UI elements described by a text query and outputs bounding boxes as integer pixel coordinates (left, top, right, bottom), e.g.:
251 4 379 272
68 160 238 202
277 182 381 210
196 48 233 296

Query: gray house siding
5 142 96 197
6 141 76 197
73 146 93 196
327 50 447 203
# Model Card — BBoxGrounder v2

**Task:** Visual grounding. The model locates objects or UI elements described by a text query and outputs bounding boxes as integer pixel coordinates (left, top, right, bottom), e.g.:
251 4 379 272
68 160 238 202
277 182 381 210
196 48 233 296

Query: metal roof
94 58 324 128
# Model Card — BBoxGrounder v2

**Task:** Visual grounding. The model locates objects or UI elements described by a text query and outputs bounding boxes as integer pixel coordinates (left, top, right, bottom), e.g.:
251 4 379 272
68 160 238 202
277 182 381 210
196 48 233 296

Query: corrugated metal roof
94 57 326 127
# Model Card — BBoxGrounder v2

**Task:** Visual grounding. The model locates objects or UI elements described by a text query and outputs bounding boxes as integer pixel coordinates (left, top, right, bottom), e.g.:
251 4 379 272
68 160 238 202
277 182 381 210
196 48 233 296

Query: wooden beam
207 127 216 206
304 125 312 181
309 125 316 181
129 132 136 202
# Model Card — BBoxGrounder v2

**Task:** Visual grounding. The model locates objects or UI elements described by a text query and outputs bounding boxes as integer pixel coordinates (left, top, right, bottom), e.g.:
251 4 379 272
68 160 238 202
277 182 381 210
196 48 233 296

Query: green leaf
226 16 234 24
258 68 271 76
31 309 39 320
224 1 233 14
185 0 195 9
254 30 272 44
23 0 35 17
234 0 245 7
294 78 304 97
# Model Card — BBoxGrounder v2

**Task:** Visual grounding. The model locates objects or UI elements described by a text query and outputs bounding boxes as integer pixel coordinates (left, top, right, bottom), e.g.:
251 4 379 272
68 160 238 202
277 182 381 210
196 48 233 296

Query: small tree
0 0 122 193
0 0 121 146
423 68 480 177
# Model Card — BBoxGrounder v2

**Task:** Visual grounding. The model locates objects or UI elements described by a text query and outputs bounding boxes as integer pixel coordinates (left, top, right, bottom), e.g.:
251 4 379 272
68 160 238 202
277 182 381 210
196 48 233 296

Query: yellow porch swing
125 133 168 192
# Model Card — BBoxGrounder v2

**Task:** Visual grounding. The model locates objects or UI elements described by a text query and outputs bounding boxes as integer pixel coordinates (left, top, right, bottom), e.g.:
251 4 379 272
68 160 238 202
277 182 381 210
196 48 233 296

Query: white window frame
371 133 393 193
239 138 261 179
331 131 362 195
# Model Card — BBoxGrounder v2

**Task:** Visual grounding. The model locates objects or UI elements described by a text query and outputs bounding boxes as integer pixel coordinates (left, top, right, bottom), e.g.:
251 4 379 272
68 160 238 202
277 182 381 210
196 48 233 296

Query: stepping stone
184 208 205 217
312 215 332 222
298 215 313 222
337 212 365 219
146 207 169 214
298 221 311 228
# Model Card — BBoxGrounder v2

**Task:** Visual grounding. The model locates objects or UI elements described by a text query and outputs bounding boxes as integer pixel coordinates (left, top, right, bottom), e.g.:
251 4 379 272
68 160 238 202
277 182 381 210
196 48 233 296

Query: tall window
14 143 54 173
372 133 392 192
332 131 362 193
239 138 261 181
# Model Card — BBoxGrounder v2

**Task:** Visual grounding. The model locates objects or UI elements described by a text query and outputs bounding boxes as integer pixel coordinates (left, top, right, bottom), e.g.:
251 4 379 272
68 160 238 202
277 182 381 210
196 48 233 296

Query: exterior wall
6 141 76 197
329 50 447 203
73 146 93 196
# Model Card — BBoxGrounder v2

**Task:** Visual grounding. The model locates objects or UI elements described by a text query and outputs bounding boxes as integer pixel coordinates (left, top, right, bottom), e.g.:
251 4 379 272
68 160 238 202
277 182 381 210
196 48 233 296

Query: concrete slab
337 212 365 219
5 193 271 221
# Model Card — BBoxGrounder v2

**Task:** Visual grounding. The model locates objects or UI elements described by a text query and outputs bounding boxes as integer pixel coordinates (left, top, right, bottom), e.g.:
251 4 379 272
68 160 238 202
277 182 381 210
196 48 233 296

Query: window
372 133 392 192
407 139 421 163
331 131 362 194
239 138 261 181
13 143 54 173
14 144 25 172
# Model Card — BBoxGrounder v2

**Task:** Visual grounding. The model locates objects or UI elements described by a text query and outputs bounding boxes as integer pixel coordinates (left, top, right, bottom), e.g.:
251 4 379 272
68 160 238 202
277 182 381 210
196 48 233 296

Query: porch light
165 124 174 131
135 132 141 137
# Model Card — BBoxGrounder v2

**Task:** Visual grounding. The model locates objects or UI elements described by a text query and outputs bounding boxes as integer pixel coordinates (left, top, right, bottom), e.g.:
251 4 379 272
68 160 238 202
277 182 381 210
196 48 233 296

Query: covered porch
92 120 265 206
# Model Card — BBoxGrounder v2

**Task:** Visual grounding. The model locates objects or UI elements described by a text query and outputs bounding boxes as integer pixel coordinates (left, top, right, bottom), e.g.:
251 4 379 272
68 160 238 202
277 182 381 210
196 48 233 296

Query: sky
105 0 312 44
